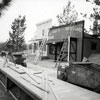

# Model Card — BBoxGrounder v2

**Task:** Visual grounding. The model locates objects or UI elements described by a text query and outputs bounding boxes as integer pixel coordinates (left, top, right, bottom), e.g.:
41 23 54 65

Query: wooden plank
33 73 53 82
25 72 40 84
21 76 49 93
8 65 25 74
22 69 41 84
42 73 49 100
0 67 43 100
0 59 100 100
72 62 92 65
48 82 61 100
51 79 100 100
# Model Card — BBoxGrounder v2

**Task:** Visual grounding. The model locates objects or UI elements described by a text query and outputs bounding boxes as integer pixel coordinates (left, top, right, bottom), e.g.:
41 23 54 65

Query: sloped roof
84 33 100 39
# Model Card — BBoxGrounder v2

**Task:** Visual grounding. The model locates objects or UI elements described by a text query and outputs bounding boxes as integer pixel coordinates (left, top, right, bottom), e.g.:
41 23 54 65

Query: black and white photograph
0 0 100 100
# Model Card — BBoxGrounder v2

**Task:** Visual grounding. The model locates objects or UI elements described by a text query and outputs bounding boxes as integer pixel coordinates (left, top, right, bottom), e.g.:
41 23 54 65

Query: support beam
67 36 70 63
54 44 57 62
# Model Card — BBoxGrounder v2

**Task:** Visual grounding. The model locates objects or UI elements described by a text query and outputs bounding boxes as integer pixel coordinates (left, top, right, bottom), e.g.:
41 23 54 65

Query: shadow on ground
0 83 14 100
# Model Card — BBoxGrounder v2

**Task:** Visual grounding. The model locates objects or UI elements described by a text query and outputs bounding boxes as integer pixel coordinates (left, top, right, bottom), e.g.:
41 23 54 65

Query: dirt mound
88 54 100 65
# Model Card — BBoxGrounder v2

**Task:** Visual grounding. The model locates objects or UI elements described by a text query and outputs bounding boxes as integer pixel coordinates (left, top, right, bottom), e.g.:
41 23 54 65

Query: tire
57 66 67 81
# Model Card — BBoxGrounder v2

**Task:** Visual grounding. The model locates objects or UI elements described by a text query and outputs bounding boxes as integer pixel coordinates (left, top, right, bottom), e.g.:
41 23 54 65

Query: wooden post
54 44 57 62
67 36 70 63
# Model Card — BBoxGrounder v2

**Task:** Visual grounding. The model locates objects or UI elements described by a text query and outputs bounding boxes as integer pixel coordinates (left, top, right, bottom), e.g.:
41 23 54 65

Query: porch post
54 44 57 62
68 36 70 63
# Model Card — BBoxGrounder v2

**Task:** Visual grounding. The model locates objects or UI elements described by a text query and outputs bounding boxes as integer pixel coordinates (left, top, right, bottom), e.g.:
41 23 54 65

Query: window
91 41 97 50
49 45 55 54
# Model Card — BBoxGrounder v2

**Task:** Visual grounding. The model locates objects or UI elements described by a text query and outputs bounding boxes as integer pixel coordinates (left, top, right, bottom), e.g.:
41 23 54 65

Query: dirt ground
25 54 57 78
25 54 56 68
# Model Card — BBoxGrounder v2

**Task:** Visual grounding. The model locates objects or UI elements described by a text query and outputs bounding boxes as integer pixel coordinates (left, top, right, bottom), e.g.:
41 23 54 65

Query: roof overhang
47 39 63 45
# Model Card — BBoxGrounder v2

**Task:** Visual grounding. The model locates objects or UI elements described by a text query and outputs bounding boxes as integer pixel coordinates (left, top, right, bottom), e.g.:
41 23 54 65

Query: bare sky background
0 0 93 43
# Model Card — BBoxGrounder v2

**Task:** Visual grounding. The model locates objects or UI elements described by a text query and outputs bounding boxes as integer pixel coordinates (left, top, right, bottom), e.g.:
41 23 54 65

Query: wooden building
47 20 100 62
83 34 100 59
30 19 52 56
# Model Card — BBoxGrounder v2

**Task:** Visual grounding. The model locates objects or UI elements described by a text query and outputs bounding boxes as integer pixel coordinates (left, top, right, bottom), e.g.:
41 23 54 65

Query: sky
0 0 94 43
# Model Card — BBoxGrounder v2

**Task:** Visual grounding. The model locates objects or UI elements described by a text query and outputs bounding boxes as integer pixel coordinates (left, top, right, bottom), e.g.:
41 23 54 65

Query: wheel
57 65 67 81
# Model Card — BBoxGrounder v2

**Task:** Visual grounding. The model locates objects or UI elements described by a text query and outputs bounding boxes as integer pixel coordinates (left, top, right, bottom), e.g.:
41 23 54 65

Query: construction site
0 20 100 100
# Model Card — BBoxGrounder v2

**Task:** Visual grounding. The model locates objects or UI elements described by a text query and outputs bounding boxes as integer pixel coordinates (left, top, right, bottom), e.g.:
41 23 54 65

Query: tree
82 0 100 35
94 0 100 6
7 15 26 52
57 0 78 25
90 3 100 35
0 0 12 16
0 42 8 52
0 0 12 52
87 0 100 35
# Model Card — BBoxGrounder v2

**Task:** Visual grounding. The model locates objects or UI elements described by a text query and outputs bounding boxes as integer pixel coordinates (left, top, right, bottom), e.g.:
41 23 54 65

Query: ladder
34 38 47 64
55 38 68 68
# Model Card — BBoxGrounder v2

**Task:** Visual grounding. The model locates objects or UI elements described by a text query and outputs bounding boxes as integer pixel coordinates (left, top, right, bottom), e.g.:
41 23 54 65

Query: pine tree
7 15 26 52
84 0 100 35
57 1 78 25
0 0 12 16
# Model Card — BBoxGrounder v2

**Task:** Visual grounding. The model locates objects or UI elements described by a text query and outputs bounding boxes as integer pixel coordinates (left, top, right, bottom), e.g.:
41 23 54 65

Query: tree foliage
0 0 12 52
83 0 100 35
57 1 78 25
0 0 12 16
0 42 8 52
7 15 26 52
94 0 100 6
90 11 100 35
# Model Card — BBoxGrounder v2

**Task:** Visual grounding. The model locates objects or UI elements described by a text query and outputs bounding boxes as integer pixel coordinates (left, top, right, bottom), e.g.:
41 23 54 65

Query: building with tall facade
30 19 52 56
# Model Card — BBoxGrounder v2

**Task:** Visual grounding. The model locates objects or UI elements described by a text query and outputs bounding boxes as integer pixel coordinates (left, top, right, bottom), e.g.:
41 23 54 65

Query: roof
84 33 100 39
49 20 84 31
36 19 52 26
47 39 64 44
47 37 77 44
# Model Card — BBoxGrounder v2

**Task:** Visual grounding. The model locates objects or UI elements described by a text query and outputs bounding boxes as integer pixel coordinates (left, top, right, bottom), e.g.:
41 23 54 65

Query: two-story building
31 19 52 56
